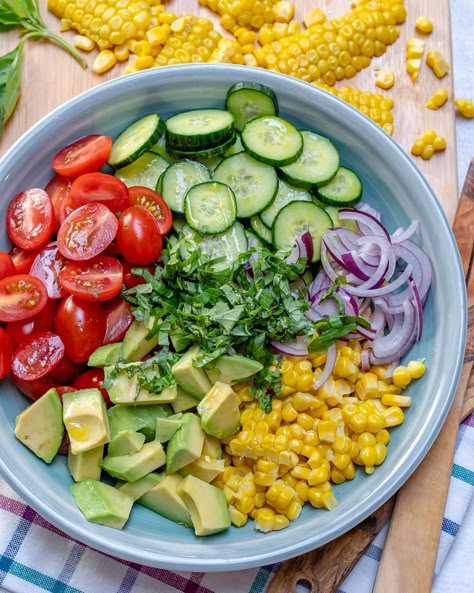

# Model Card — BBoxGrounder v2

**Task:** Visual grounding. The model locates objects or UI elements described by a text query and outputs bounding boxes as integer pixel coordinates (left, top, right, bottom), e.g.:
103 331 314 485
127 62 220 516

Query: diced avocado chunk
171 386 200 413
155 414 183 443
67 445 104 481
116 472 161 501
14 387 64 464
104 363 178 405
108 403 172 441
201 434 222 460
171 345 212 399
205 354 263 385
121 317 159 362
102 440 166 482
197 381 240 439
139 473 193 527
62 388 110 455
166 413 205 474
88 343 122 367
70 479 134 530
177 474 231 536
107 430 146 457
179 457 225 483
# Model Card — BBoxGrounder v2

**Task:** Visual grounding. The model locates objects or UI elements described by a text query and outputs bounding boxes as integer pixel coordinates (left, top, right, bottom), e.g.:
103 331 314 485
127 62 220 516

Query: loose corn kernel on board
0 0 457 222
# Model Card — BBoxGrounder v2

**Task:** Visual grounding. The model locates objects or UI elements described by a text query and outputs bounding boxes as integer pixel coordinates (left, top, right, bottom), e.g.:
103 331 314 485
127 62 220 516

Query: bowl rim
0 64 467 571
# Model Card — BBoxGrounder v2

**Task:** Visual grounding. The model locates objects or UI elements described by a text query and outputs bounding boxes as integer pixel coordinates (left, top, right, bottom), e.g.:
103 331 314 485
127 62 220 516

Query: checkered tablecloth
1 413 472 593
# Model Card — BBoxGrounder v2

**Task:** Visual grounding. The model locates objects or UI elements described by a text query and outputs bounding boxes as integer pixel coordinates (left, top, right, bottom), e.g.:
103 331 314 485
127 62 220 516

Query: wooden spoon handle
266 499 394 593
372 159 474 593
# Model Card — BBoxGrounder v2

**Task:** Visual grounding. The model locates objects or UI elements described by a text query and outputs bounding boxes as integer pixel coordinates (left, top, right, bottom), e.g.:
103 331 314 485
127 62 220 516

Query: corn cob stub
213 342 426 531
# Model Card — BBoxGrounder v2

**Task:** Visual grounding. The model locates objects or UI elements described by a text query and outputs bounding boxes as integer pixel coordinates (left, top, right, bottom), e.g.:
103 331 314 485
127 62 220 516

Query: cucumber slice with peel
225 81 278 132
184 181 237 235
108 114 165 169
166 109 234 150
241 115 303 167
317 166 363 206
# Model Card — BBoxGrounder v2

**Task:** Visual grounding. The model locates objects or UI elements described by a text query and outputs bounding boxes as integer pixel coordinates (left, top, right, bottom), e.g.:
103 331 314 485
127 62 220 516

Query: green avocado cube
107 430 146 457
166 413 205 475
67 445 104 481
102 440 166 482
71 479 134 530
116 472 162 501
139 473 193 527
197 381 240 439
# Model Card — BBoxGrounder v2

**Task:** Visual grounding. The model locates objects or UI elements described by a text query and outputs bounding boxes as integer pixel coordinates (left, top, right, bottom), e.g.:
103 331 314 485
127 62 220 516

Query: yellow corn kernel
358 432 377 449
348 412 368 433
286 500 303 521
374 68 395 89
321 489 338 510
455 98 474 119
332 452 351 471
253 507 276 532
73 34 95 51
291 465 311 481
415 17 433 34
282 369 298 388
114 44 129 61
374 442 388 465
303 7 326 27
355 372 379 400
273 1 294 23
234 495 255 515
383 406 405 427
391 366 412 388
254 471 277 487
136 55 154 70
426 88 448 109
421 144 435 160
92 49 116 74
366 411 386 432
433 135 447 151
407 360 426 379
406 37 425 82
411 138 424 157
382 393 412 407
426 50 450 78
229 505 248 527
376 428 390 445
317 419 337 443
282 403 299 423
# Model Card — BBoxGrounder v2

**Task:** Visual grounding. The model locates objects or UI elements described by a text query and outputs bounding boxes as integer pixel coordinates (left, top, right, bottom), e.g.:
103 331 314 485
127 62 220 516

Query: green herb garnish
308 315 372 352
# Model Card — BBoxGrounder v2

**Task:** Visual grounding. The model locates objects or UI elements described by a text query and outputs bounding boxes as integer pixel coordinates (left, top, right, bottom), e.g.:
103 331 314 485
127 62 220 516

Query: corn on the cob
218 348 425 530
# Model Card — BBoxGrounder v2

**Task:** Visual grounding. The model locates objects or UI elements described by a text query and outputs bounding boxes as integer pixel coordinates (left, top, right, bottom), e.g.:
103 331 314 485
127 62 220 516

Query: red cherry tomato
59 255 123 301
0 274 48 322
8 246 40 274
47 355 83 383
44 174 75 233
70 172 130 214
128 186 173 235
6 188 54 250
0 327 14 378
73 368 110 404
57 202 119 261
6 298 57 348
12 374 57 401
103 297 134 344
55 295 106 363
0 251 16 280
117 206 163 266
51 134 112 177
29 242 67 300
11 331 65 381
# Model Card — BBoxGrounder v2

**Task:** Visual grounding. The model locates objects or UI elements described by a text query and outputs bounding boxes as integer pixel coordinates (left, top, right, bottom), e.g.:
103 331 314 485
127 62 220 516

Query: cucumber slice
259 179 312 228
184 181 237 235
242 116 303 167
179 222 248 272
166 133 237 161
160 160 211 214
279 130 340 189
249 216 273 244
225 81 278 132
149 134 179 163
114 151 169 189
272 200 333 262
108 114 165 169
213 151 278 218
317 166 363 206
166 109 234 150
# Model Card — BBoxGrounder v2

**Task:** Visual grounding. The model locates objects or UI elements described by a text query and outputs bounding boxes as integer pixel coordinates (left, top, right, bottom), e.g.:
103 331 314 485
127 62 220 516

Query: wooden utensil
266 159 474 593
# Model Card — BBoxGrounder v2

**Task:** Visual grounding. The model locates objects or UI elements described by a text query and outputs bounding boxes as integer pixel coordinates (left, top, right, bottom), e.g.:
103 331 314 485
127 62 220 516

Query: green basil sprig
0 0 86 135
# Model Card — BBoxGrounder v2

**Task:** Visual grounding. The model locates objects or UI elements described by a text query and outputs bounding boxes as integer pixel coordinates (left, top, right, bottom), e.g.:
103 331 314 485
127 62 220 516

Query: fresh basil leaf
0 42 23 136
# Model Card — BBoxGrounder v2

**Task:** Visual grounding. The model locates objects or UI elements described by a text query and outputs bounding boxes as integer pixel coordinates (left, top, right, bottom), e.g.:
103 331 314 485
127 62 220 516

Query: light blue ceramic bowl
0 64 467 571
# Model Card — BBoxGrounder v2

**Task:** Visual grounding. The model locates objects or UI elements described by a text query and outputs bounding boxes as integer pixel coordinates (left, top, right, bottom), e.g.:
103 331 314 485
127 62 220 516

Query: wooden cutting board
0 1 458 221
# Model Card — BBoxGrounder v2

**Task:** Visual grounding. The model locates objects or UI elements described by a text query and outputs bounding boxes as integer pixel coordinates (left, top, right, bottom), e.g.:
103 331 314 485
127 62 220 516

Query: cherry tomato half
6 188 54 250
55 295 106 363
12 374 57 401
51 134 112 177
103 297 134 344
45 173 74 233
57 202 119 261
70 172 130 214
6 298 57 348
8 246 40 274
0 274 48 322
73 368 110 404
0 327 14 378
122 261 153 289
29 242 67 300
117 206 163 266
0 251 16 280
128 186 173 235
59 255 123 301
11 331 65 381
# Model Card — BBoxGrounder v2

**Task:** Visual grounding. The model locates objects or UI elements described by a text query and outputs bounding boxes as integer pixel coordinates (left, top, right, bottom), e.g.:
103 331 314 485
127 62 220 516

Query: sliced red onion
344 263 413 298
271 335 308 357
370 299 417 364
307 270 331 300
312 343 337 390
392 240 432 304
286 231 314 264
391 219 419 244
408 275 424 341
338 208 390 240
360 348 371 372
320 241 339 283
355 201 382 220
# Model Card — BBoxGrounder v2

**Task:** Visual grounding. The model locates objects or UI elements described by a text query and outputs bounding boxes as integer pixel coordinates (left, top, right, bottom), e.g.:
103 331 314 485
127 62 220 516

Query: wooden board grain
0 1 458 220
